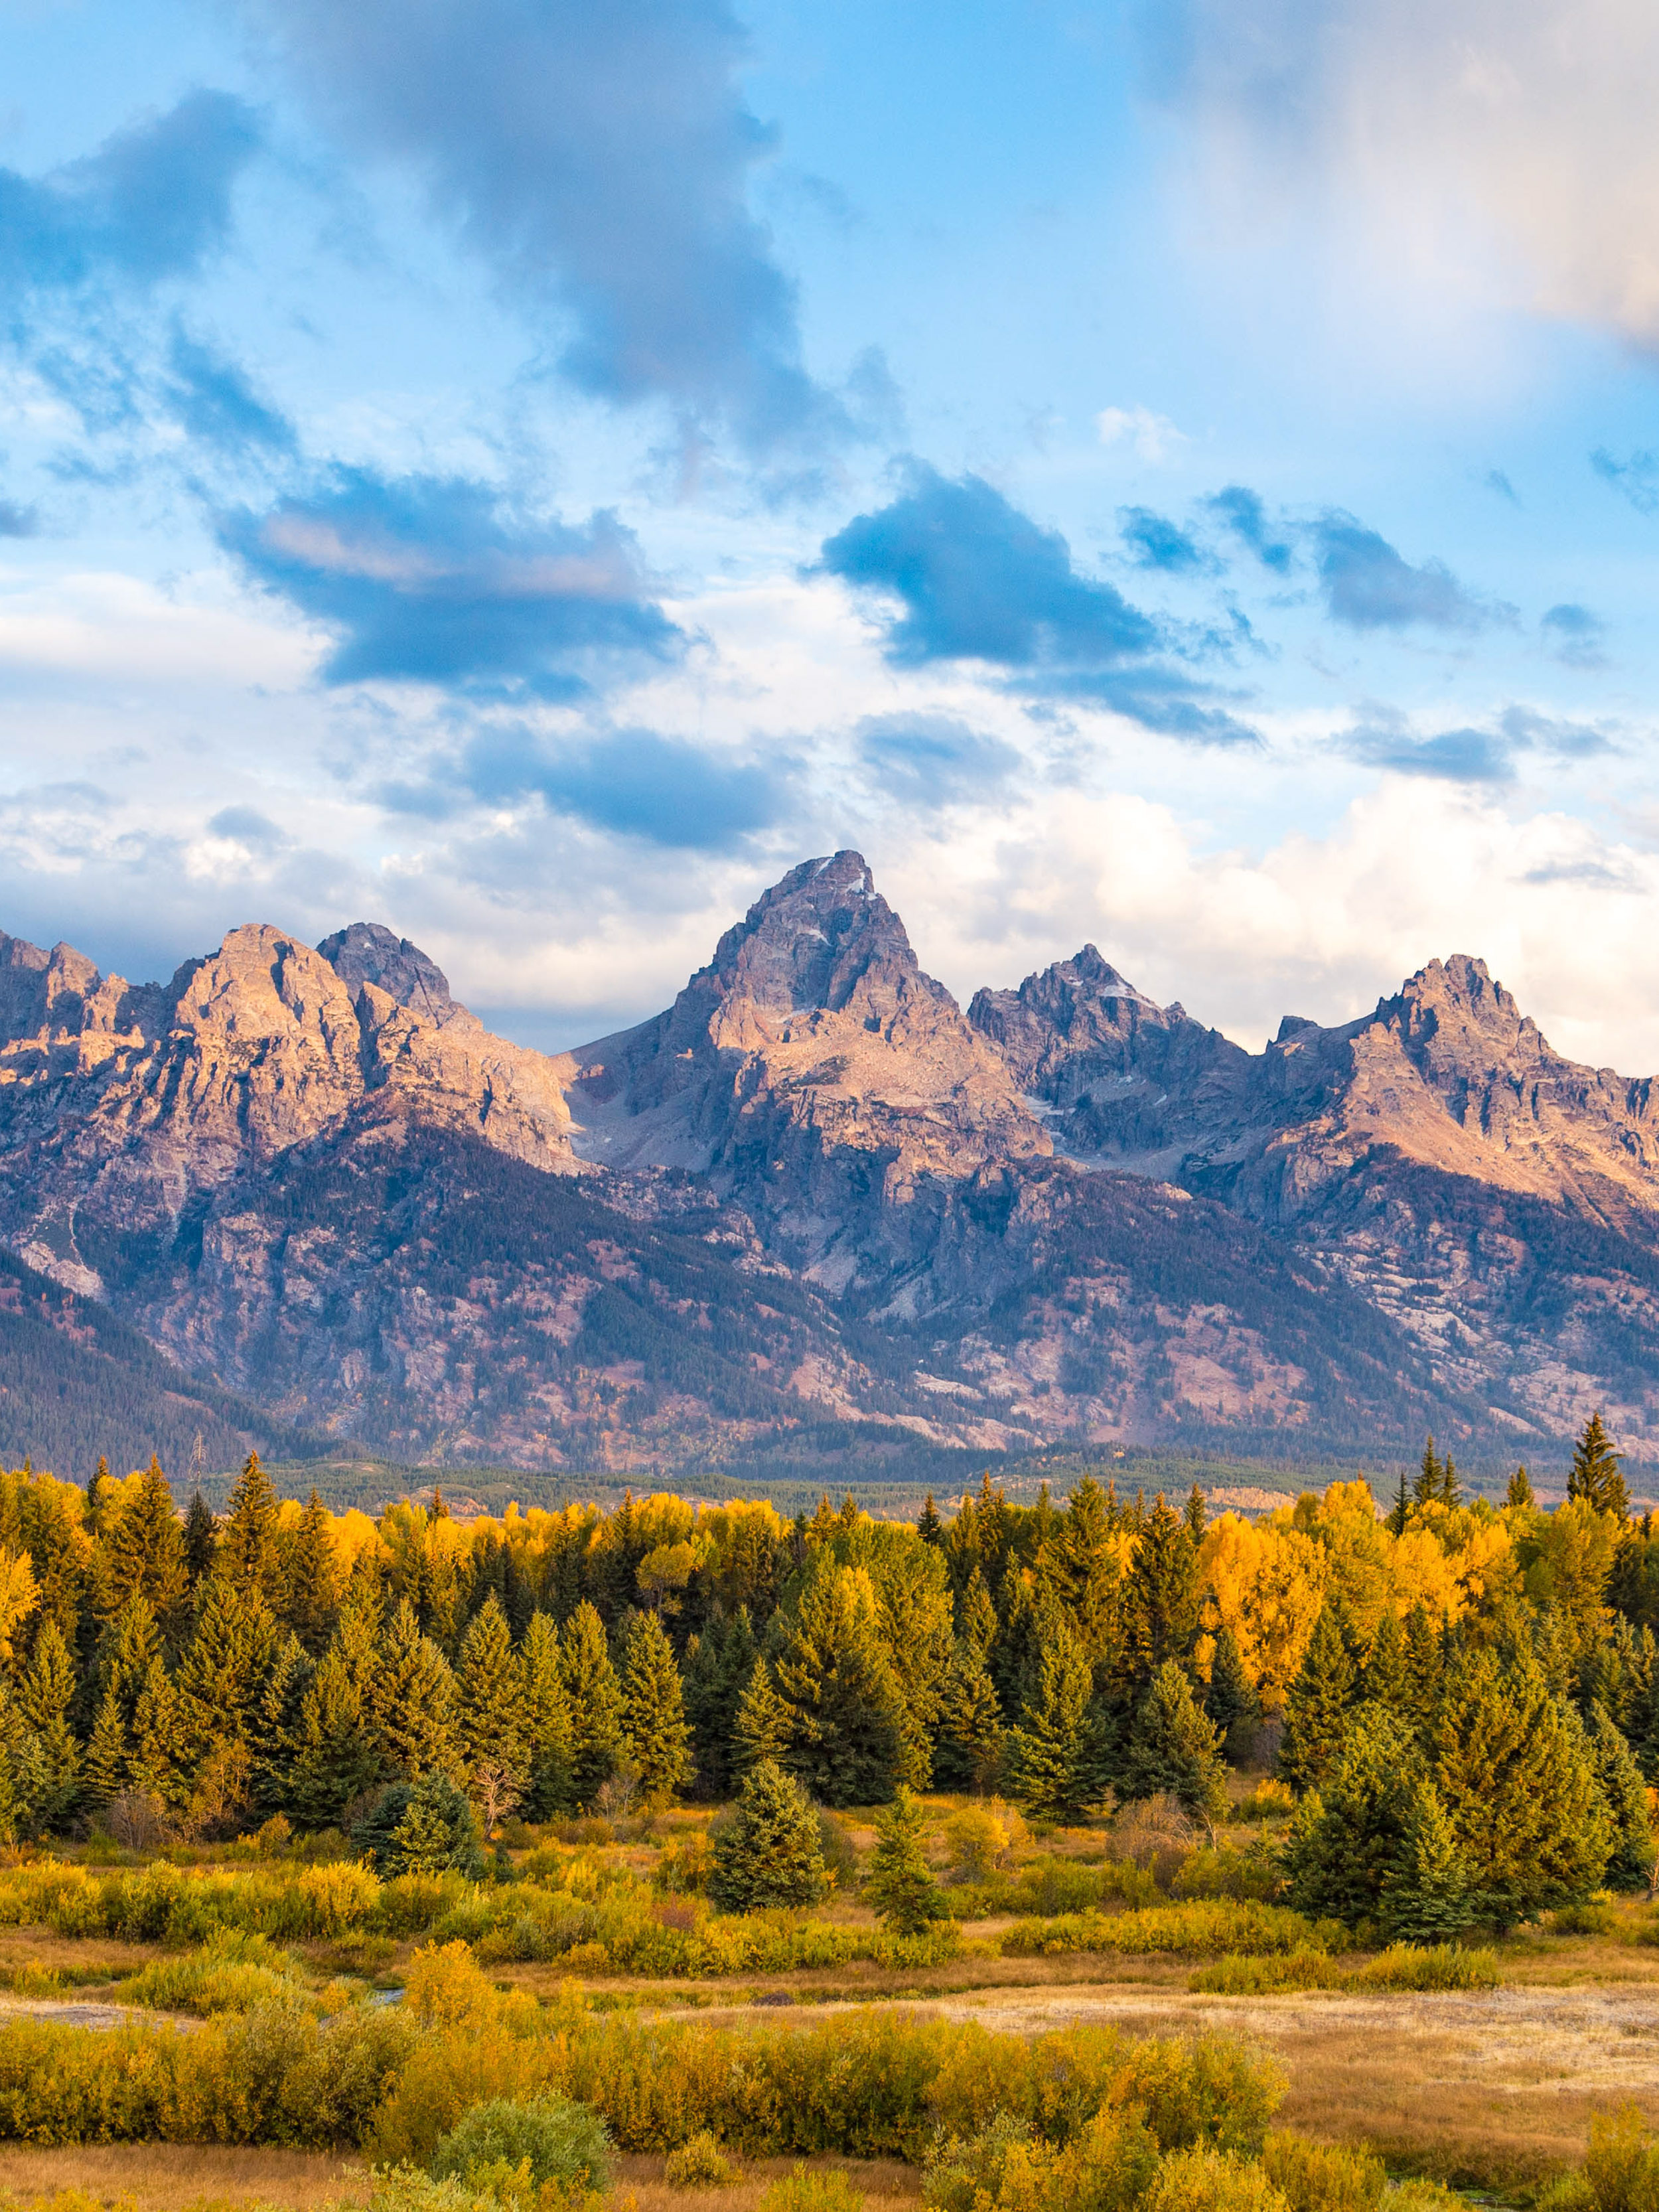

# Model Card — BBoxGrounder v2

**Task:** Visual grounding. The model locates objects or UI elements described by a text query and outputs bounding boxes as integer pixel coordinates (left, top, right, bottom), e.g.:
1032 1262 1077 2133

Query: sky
3 0 1659 1068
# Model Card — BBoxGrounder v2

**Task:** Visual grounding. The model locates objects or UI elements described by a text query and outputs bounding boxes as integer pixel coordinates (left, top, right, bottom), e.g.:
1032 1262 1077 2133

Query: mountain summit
1 857 1656 1471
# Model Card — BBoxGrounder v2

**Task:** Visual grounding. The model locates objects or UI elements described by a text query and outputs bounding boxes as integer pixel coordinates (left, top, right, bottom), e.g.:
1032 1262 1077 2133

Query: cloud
855 713 1019 806
1314 512 1500 631
0 499 38 539
1343 701 1613 783
820 463 1157 667
1592 446 1659 515
167 327 297 459
241 0 830 452
207 805 292 849
1096 406 1185 461
457 726 785 847
1204 484 1293 571
220 467 681 693
0 92 259 298
1483 469 1519 505
1146 1 1659 358
1541 602 1607 669
1119 506 1208 573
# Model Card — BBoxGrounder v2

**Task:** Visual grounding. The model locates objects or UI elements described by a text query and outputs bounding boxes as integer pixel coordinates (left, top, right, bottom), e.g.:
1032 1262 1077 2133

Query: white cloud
1096 405 1187 462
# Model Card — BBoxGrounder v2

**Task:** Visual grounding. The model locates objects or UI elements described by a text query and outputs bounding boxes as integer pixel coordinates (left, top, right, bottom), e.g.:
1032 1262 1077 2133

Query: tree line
0 1419 1655 1931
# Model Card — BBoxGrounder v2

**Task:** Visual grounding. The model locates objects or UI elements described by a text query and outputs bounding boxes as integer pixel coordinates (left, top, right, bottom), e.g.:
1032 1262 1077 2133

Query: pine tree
96 1456 186 1625
1121 1660 1228 1836
353 1773 486 1878
183 1493 218 1589
250 1631 311 1816
9 1616 82 1838
1284 1705 1433 1929
1048 1478 1122 1666
956 1569 998 1660
82 1686 129 1812
1279 1603 1358 1794
286 1643 382 1830
1204 1624 1261 1759
1402 1602 1443 1729
932 1641 1005 1792
128 1655 188 1812
1440 1453 1463 1509
1385 1469 1410 1538
220 1452 281 1597
1506 1467 1536 1511
761 1565 906 1806
733 1660 793 1771
684 1608 757 1800
707 1758 826 1912
1433 1649 1612 1925
1005 1623 1110 1824
560 1600 623 1807
865 1786 947 1931
173 1578 279 1765
1121 1495 1199 1684
1361 1612 1413 1722
620 1607 692 1806
1412 1439 1443 1511
916 1495 944 1547
1569 1413 1630 1518
368 1598 459 1780
520 1611 573 1816
1185 1485 1207 1544
279 1491 342 1653
1587 1703 1655 1892
1381 1783 1475 1944
457 1591 526 1800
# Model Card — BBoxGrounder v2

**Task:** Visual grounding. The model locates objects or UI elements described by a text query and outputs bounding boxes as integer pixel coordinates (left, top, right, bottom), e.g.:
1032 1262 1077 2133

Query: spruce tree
1433 1649 1612 1925
1285 1705 1433 1929
128 1655 188 1814
368 1598 459 1780
1006 1623 1109 1824
183 1492 218 1588
1121 1495 1199 1684
520 1611 573 1816
9 1616 81 1838
1587 1703 1655 1892
1279 1603 1358 1794
1204 1624 1261 1760
1382 1782 1475 1943
457 1591 527 1796
1402 1602 1443 1730
286 1644 382 1830
1362 1611 1413 1722
684 1608 757 1799
916 1495 944 1547
956 1569 998 1660
1507 1467 1536 1511
280 1491 341 1653
620 1607 693 1806
933 1641 1005 1793
733 1661 793 1771
1385 1469 1410 1538
559 1600 624 1807
1185 1485 1208 1544
707 1758 826 1911
220 1453 281 1597
82 1686 129 1812
174 1578 279 1764
250 1631 311 1816
1412 1439 1443 1510
865 1787 946 1931
1569 1413 1630 1518
761 1565 906 1806
1049 1478 1121 1665
353 1773 486 1877
96 1457 186 1626
1121 1660 1228 1836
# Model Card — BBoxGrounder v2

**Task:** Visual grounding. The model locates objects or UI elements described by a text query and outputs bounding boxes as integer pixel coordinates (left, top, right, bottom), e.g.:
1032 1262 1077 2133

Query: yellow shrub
1145 2146 1293 2212
298 1861 381 1937
1263 2134 1386 2212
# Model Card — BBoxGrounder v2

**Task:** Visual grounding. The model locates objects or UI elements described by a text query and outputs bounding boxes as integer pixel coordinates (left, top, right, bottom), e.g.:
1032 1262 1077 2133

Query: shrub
1551 1902 1619 1939
1004 1901 1319 1960
757 2168 864 2212
709 1764 826 1914
114 1931 307 2017
1585 2106 1659 2212
1348 1946 1498 1993
1237 1783 1295 1823
431 2095 611 2194
362 2165 498 2212
656 1836 712 1895
1144 2146 1291 2212
926 2112 1041 2212
1262 2134 1385 2212
664 2129 737 2187
1187 1955 1346 1998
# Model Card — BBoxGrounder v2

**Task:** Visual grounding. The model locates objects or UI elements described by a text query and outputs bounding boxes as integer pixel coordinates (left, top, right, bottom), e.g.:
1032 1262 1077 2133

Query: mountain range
2 848 1655 1477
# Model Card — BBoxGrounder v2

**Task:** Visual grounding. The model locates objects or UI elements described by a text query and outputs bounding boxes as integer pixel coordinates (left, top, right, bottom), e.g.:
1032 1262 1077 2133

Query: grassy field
0 1783 1654 2211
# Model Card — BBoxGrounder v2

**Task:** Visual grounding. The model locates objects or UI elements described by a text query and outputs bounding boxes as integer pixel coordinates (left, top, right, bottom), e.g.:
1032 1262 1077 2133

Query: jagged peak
696 848 931 1016
319 921 457 1027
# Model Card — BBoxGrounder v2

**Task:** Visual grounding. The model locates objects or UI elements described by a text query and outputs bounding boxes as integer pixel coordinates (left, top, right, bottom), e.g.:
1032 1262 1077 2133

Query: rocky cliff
1 857 1654 1473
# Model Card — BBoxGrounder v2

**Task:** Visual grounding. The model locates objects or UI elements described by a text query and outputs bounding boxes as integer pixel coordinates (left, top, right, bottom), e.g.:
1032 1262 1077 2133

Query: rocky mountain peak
319 922 457 1028
697 848 932 1021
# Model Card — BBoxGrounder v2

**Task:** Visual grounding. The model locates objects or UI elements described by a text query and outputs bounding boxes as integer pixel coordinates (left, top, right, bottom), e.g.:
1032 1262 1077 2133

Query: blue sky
3 0 1658 1066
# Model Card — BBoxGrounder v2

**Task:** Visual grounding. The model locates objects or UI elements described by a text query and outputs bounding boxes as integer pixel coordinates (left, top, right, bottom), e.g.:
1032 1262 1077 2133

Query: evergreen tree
173 1578 278 1765
1279 1603 1358 1794
916 1495 944 1547
932 1641 1005 1792
955 1569 998 1660
1285 1705 1437 1929
352 1773 486 1877
1587 1702 1655 1892
1402 1602 1443 1729
250 1631 311 1816
1412 1439 1444 1511
1185 1485 1207 1544
1433 1649 1612 1925
1121 1495 1199 1685
82 1686 129 1812
127 1655 188 1812
1506 1467 1536 1511
1121 1660 1228 1835
1385 1469 1410 1538
183 1492 218 1589
219 1452 281 1598
520 1611 573 1816
457 1591 526 1797
1005 1623 1110 1824
1440 1453 1463 1508
683 1608 757 1801
707 1758 826 1911
1048 1478 1122 1666
286 1643 382 1830
559 1600 623 1807
1361 1611 1414 1722
8 1616 81 1838
865 1786 947 1931
1204 1624 1261 1760
96 1457 186 1626
1382 1782 1475 1944
620 1607 693 1806
1568 1412 1630 1518
760 1566 906 1806
733 1661 793 1770
368 1599 459 1781
279 1490 341 1653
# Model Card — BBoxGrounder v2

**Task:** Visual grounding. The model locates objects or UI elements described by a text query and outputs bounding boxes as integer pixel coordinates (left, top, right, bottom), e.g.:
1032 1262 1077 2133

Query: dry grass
613 2153 922 2212
0 2144 371 2211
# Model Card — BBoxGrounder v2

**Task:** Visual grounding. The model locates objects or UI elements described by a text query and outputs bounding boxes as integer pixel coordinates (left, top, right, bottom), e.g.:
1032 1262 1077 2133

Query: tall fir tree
520 1611 573 1816
1412 1439 1444 1510
1568 1412 1630 1518
955 1568 999 1660
559 1599 623 1807
280 1491 342 1653
1279 1602 1358 1794
368 1599 459 1781
8 1616 81 1838
865 1787 946 1932
183 1492 218 1589
95 1457 186 1627
219 1453 281 1599
1382 1782 1476 1943
620 1607 693 1806
1121 1495 1199 1686
1203 1624 1261 1759
1285 1705 1441 1929
707 1758 826 1911
1361 1611 1414 1722
1385 1468 1410 1538
1586 1702 1655 1892
932 1641 1005 1793
285 1642 382 1830
916 1495 944 1547
1121 1660 1228 1834
758 1565 906 1806
1401 1602 1444 1730
1005 1621 1110 1824
1185 1484 1208 1544
683 1608 757 1801
456 1591 526 1799
1506 1466 1536 1511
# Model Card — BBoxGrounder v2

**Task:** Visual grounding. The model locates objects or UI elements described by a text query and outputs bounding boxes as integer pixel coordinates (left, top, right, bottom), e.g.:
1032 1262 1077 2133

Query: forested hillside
2 1416 1655 1929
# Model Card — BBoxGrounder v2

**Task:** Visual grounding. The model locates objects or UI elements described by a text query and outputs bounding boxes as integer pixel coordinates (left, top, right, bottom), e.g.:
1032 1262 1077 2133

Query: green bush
1004 1901 1320 1960
430 2095 611 2194
664 2128 738 2187
113 1932 307 2017
1187 1955 1346 1997
1347 1947 1498 1993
